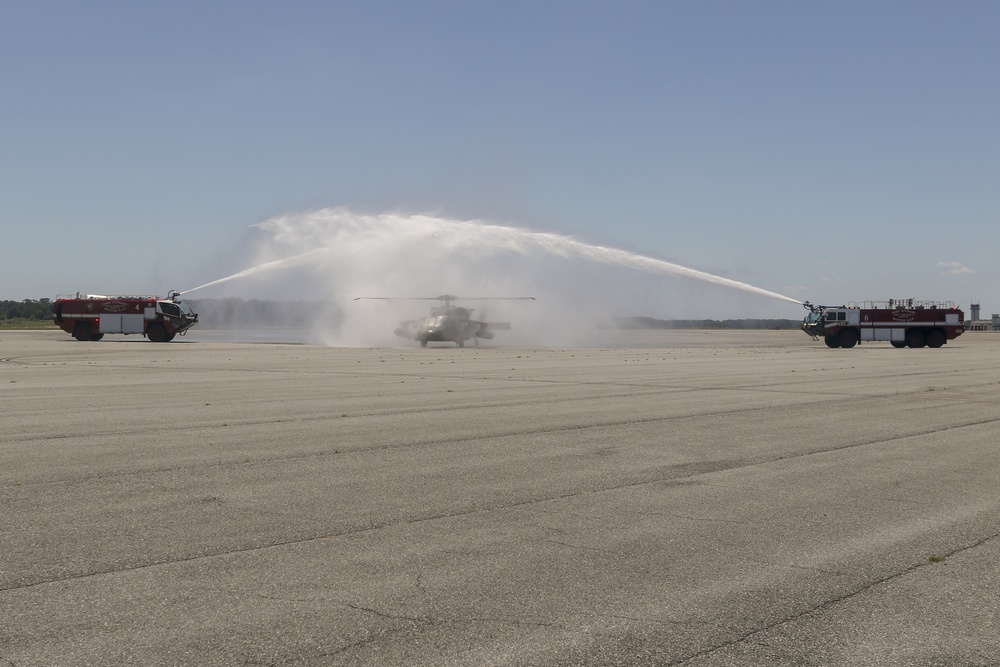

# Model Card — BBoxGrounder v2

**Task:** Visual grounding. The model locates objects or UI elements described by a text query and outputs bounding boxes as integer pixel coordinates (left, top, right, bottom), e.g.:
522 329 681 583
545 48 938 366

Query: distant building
966 303 1000 331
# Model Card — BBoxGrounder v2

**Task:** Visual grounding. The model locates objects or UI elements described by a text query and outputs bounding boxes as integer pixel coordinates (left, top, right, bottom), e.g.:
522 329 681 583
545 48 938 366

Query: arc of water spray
176 248 329 296
528 231 803 305
176 210 803 308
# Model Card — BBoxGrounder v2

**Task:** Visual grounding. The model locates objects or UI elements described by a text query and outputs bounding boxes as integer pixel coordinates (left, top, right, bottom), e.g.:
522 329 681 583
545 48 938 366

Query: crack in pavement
668 531 1000 666
11 400 1000 491
5 416 1000 595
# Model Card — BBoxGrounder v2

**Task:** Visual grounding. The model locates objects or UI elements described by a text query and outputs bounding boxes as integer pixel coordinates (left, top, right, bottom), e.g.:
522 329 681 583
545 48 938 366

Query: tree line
1 298 800 329
0 299 52 321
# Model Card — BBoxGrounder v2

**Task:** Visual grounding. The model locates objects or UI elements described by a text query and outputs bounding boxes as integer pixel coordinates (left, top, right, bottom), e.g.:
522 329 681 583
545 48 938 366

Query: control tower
971 303 981 321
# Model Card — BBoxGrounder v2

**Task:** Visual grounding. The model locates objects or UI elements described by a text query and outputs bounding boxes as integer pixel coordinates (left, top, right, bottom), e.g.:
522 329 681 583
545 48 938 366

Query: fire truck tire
891 340 907 348
72 322 91 341
926 329 946 348
838 329 859 348
824 336 840 348
89 333 104 341
147 323 169 342
906 329 926 348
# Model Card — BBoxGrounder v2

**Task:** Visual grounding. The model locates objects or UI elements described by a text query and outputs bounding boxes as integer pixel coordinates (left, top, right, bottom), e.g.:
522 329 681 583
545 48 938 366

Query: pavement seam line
4 419 999 596
668 530 1000 666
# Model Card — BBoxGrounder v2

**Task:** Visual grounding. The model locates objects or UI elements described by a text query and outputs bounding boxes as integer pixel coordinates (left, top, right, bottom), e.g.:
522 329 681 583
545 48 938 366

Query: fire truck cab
53 291 198 342
802 300 964 349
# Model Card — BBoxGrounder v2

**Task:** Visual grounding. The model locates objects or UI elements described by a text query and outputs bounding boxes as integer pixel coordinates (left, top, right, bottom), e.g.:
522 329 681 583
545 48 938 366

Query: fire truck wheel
89 333 104 341
905 329 926 348
147 323 169 343
73 322 91 341
838 329 859 348
891 341 907 348
926 329 946 348
824 336 840 348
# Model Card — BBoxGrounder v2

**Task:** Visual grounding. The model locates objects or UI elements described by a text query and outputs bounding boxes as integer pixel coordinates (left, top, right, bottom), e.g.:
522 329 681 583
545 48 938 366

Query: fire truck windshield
159 302 180 317
157 301 195 318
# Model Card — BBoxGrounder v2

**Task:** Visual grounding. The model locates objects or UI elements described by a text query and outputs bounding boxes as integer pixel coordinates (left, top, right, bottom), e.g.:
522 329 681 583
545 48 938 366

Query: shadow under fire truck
802 300 964 349
53 290 198 342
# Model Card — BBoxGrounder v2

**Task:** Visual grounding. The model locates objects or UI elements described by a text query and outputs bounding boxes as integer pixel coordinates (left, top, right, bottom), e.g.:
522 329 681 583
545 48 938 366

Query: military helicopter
355 295 535 347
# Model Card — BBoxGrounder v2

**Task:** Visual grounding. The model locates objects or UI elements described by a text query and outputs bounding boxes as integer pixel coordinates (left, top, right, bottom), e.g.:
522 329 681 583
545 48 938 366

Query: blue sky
3 1 998 318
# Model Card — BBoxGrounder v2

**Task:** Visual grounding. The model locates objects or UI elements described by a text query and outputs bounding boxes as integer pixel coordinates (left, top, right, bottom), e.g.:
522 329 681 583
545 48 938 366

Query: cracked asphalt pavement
2 329 999 666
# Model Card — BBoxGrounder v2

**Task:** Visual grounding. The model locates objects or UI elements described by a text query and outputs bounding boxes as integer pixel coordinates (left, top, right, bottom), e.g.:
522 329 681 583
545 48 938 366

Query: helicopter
354 295 535 347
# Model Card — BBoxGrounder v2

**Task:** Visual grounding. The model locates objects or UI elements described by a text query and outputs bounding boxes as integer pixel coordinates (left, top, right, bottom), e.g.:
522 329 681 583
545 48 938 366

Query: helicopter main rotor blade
354 297 454 301
355 296 536 302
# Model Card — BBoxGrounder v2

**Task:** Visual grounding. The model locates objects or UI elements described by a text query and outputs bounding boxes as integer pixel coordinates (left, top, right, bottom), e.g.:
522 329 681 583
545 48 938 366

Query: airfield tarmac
2 329 999 666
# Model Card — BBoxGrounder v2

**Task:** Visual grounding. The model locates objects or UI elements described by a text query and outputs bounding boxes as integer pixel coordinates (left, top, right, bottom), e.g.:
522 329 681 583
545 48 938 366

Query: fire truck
53 291 198 342
802 300 964 349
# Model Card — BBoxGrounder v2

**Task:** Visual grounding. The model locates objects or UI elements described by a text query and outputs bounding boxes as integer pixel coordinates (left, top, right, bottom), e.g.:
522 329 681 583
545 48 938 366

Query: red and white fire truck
53 291 198 342
802 300 964 349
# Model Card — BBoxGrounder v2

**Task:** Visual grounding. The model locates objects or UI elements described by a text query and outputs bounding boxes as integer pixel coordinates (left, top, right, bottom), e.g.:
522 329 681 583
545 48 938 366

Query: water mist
180 208 801 346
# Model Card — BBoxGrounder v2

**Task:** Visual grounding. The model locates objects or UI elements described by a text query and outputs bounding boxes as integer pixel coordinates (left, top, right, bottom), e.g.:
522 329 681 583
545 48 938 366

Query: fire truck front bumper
801 323 823 338
175 316 198 336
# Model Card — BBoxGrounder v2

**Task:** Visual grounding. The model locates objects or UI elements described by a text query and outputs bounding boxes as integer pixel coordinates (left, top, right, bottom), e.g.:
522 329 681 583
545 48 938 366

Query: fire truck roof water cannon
801 299 964 349
53 290 198 342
